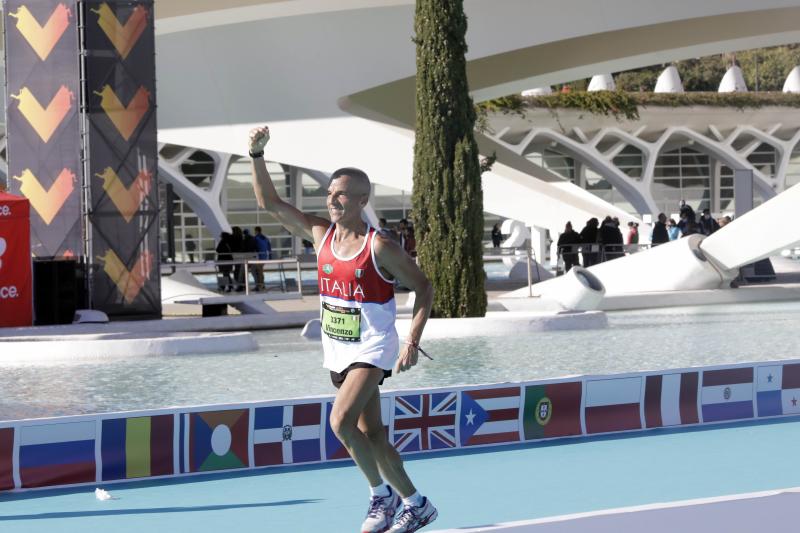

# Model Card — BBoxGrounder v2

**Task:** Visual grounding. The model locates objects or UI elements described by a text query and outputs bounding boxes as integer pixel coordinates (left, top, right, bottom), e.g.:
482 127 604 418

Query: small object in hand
405 339 433 360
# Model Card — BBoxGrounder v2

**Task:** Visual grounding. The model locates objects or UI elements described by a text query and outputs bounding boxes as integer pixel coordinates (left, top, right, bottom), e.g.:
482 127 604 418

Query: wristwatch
249 149 264 158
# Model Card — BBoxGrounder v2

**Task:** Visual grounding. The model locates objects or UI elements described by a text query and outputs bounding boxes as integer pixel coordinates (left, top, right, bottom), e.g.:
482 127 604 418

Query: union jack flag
392 392 457 452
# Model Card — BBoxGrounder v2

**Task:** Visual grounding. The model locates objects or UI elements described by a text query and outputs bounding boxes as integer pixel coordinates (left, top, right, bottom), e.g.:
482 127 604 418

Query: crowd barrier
0 358 797 491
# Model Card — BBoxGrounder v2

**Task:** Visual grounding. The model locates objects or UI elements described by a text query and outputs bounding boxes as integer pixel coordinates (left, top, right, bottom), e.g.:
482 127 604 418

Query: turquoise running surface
0 419 797 532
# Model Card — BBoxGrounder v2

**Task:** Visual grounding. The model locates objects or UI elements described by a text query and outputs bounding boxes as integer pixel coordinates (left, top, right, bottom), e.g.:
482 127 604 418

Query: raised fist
248 126 270 153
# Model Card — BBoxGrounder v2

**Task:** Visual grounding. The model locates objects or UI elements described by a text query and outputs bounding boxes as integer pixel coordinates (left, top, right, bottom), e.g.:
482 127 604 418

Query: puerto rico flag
0 428 13 490
584 377 643 434
19 421 96 488
254 403 322 466
757 364 800 417
459 387 520 447
393 392 457 452
644 372 699 428
701 367 754 422
326 398 390 460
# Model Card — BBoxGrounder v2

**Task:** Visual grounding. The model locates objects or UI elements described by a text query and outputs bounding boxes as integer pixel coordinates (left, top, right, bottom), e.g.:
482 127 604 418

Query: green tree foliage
412 0 486 318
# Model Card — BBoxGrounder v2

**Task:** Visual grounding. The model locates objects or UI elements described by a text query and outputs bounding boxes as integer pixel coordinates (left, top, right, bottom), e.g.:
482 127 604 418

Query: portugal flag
523 382 582 440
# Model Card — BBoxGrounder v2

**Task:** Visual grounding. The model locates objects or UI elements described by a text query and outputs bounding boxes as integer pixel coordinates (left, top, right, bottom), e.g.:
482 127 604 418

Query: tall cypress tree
412 0 486 318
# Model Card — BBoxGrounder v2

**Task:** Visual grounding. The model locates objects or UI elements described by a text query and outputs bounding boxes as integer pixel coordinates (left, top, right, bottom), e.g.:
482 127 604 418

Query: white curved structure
153 1 800 233
783 65 800 92
719 65 748 92
588 74 616 92
654 65 684 93
530 266 606 310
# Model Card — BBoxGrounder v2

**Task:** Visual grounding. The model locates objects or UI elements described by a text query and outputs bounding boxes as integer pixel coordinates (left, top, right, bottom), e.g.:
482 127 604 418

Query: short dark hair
330 167 369 185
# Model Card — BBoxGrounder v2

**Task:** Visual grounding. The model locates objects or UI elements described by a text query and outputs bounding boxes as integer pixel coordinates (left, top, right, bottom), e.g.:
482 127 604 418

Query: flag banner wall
3 0 82 258
644 372 699 428
757 364 800 417
522 381 582 440
701 367 754 423
83 0 159 318
2 361 799 493
459 386 520 447
101 414 174 481
0 193 33 326
585 377 643 434
18 421 96 488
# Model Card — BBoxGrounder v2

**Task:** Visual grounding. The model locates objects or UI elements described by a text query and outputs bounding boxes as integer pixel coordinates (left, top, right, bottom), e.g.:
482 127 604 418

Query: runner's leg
358 388 415 497
330 367 385 486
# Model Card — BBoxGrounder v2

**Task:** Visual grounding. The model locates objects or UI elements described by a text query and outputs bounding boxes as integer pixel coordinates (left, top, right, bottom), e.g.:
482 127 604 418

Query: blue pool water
1 300 800 420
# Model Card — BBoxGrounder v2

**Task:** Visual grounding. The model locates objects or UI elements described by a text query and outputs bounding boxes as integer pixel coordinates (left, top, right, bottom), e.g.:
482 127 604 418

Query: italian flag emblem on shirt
323 264 333 274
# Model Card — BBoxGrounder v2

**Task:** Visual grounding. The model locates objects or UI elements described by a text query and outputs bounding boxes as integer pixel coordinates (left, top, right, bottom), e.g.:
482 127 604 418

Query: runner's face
327 176 367 224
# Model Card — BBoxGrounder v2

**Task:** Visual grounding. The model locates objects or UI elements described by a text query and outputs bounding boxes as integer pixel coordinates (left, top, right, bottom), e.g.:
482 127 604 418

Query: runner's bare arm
249 126 329 243
373 234 434 372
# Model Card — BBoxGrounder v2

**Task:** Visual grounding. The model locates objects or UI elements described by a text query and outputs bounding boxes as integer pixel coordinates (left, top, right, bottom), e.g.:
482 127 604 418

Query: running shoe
361 486 401 533
388 497 438 532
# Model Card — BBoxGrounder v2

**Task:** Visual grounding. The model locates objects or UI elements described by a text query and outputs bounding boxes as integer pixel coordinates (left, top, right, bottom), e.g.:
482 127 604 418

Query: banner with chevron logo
3 0 82 258
84 0 159 318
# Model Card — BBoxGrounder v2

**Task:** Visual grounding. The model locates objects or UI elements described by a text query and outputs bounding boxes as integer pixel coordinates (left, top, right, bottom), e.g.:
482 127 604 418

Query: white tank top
316 224 399 373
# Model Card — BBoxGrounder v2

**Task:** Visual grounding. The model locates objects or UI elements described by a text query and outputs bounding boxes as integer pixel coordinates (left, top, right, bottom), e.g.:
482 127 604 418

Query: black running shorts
330 362 392 389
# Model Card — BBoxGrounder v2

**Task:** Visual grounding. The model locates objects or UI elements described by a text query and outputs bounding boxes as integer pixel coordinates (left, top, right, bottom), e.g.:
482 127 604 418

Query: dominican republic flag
393 392 457 452
0 428 13 490
101 415 174 481
584 377 643 434
254 403 322 466
326 398 390 460
757 364 800 417
459 387 520 447
181 409 249 473
522 381 582 440
19 421 96 488
701 367 754 422
644 372 699 428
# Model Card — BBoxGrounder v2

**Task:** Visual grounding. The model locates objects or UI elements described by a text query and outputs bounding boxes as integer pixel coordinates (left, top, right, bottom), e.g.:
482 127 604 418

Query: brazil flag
523 382 582 440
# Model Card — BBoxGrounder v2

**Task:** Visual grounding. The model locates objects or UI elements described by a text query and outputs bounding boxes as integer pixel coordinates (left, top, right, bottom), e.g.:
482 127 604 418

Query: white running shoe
361 486 401 533
388 497 438 532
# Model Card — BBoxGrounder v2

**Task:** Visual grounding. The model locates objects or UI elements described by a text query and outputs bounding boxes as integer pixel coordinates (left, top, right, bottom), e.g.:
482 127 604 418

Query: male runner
249 126 437 533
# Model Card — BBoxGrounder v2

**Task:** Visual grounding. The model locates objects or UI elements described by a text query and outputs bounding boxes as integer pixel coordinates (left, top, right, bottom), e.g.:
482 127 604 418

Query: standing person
667 218 681 241
242 229 258 291
556 222 581 273
402 225 417 258
579 218 599 267
215 232 234 292
598 216 623 261
249 126 437 533
699 208 720 235
491 223 503 248
231 226 245 291
651 213 669 246
185 233 196 263
626 222 639 253
254 226 272 291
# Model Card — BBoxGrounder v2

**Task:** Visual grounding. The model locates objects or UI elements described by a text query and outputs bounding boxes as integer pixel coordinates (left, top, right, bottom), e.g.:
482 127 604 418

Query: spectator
185 233 196 263
651 213 669 246
231 226 245 291
402 225 417 257
556 221 581 273
254 226 272 291
699 208 720 235
215 232 234 292
491 223 503 248
718 215 732 228
243 229 258 291
599 216 624 261
579 218 599 267
379 217 399 242
626 222 639 244
301 239 315 254
677 203 696 236
667 218 681 241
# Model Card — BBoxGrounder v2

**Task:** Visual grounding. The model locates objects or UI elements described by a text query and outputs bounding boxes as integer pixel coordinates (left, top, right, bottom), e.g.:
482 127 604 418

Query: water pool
1 300 798 420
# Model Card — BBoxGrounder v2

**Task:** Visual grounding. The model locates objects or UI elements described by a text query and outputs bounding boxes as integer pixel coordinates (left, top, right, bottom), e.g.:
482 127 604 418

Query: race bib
321 302 361 342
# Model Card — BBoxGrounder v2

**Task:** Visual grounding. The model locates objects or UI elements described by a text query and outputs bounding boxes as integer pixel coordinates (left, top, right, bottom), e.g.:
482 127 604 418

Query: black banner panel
3 0 82 258
84 0 159 318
